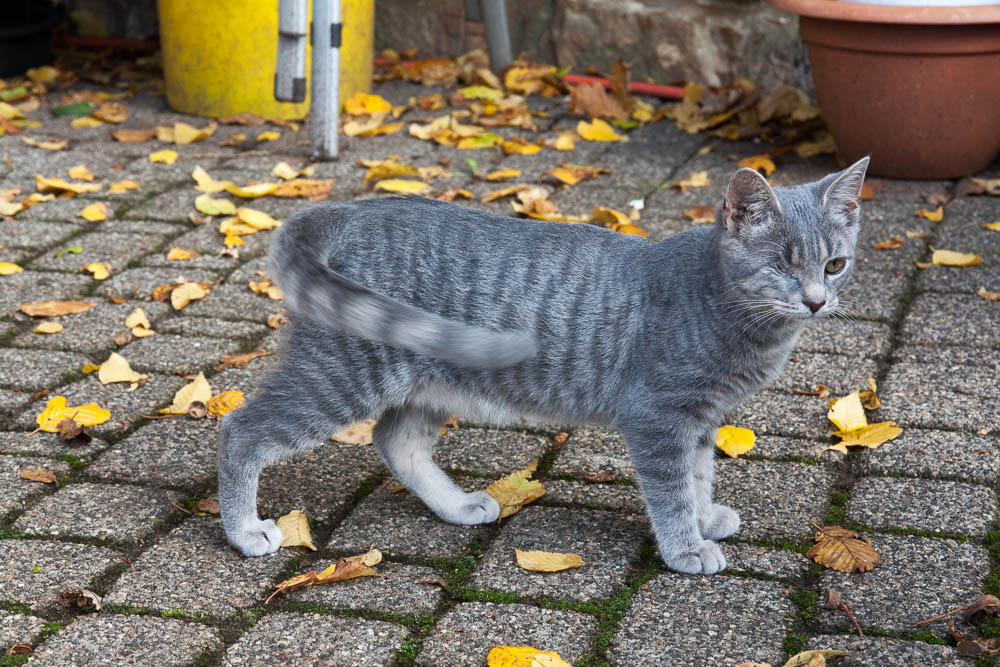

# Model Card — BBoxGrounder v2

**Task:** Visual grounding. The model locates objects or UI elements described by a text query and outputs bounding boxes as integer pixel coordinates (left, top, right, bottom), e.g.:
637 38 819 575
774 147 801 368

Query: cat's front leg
693 430 740 541
623 423 726 574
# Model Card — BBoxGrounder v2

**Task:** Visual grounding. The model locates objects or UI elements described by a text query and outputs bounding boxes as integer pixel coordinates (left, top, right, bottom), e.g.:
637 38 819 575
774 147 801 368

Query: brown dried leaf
515 549 583 572
20 467 57 484
214 348 272 371
806 525 880 573
19 300 95 317
267 312 290 328
584 471 614 483
194 498 220 514
568 81 628 121
873 235 904 251
331 419 376 445
682 206 715 223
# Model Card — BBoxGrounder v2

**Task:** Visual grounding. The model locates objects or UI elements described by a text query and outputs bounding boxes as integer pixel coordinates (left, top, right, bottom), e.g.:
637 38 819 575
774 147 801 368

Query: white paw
700 503 741 541
663 539 727 575
438 491 501 525
228 518 283 557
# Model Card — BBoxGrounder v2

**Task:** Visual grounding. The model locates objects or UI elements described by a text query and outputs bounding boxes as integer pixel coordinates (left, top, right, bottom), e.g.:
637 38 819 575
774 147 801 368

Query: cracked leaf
715 425 755 458
160 372 212 414
514 549 583 572
807 525 880 573
486 461 546 519
277 509 317 550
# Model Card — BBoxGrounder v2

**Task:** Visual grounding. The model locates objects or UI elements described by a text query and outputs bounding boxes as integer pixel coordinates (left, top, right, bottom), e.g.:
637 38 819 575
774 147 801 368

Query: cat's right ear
720 167 782 235
822 156 870 223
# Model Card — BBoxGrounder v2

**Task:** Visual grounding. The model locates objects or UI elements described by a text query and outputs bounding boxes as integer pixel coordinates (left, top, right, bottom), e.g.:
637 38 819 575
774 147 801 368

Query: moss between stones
782 632 808 656
824 491 849 525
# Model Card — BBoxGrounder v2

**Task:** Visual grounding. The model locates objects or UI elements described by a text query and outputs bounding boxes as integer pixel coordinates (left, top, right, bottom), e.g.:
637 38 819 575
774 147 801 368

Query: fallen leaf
112 128 157 142
807 524 880 573
22 136 69 151
271 161 314 181
715 425 755 457
191 165 228 193
71 116 104 129
173 121 217 144
272 178 334 199
81 363 100 374
237 208 281 230
873 235 904 251
589 207 647 236
542 163 610 187
916 206 943 222
195 498 221 514
682 206 716 223
166 248 199 261
277 509 317 550
170 282 209 310
33 321 63 334
35 174 102 194
257 131 280 142
217 112 266 126
35 396 110 432
124 307 151 331
56 418 91 445
206 390 245 418
267 312 289 328
187 401 208 419
107 180 139 194
214 349 272 370
783 651 852 667
266 552 380 602
83 262 110 280
827 392 867 433
569 80 628 121
77 203 107 222
931 249 983 267
374 179 431 195
223 182 277 198
19 301 95 317
331 419 376 445
981 221 1000 232
672 171 710 193
160 372 212 414
149 150 178 165
514 549 583 572
68 165 95 181
859 378 880 411
795 132 837 158
194 193 236 216
576 118 625 142
344 92 392 115
486 461 546 519
976 287 1000 301
344 116 403 137
737 154 776 176
486 646 571 667
97 352 148 388
500 137 542 155
834 421 902 448
487 168 522 181
20 467 57 484
0 262 23 275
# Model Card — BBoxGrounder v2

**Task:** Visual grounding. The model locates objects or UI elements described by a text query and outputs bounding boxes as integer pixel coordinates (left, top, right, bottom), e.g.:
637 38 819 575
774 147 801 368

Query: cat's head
714 156 869 325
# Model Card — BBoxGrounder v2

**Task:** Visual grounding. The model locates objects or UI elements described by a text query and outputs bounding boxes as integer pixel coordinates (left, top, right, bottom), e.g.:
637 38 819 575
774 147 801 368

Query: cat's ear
720 167 782 234
822 156 870 222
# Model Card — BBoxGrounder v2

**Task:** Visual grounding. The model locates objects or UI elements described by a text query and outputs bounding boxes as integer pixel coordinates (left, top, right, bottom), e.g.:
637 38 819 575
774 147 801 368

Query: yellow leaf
124 307 151 330
931 249 983 267
236 208 282 230
277 509 317 550
218 217 258 237
543 163 610 187
71 117 104 129
131 326 155 338
0 262 23 275
315 557 379 583
19 301 95 317
457 132 503 150
77 203 107 222
170 282 209 310
683 206 716 223
166 247 199 261
514 549 583 572
271 161 314 181
22 137 68 151
374 179 431 195
487 169 523 182
35 395 111 432
331 419 376 445
191 165 229 193
33 321 63 334
977 286 1000 301
160 371 212 414
343 92 392 115
35 174 102 194
0 200 24 216
783 650 853 667
715 425 756 457
173 121 217 144
97 352 148 387
981 221 1000 232
194 193 236 216
108 180 139 194
737 154 776 176
482 184 533 203
83 262 111 280
916 206 943 222
0 101 23 119
806 525 880 573
576 118 624 142
257 131 280 142
68 165 95 181
224 233 245 248
834 421 902 448
92 102 127 123
486 646 571 667
589 206 631 229
485 461 546 519
827 392 867 433
500 138 542 155
223 181 277 198
552 131 575 151
81 363 100 375
344 116 404 137
672 171 710 193
149 149 178 165
207 390 245 418
360 158 419 185
248 278 284 300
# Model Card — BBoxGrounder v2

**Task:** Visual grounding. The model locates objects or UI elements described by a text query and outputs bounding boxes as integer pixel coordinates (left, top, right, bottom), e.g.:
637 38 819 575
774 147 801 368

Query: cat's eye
825 257 847 274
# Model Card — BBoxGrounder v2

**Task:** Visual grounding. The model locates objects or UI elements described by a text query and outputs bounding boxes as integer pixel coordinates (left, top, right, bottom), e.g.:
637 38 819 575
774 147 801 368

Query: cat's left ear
822 156 870 222
721 167 782 235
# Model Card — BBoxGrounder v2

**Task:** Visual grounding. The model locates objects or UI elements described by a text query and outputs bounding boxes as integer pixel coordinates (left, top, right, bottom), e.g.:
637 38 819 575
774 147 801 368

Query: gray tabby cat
218 156 869 574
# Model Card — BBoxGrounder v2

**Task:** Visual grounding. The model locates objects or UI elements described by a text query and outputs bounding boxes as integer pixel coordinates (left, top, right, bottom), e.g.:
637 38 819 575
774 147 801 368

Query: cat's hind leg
693 432 740 541
373 405 500 525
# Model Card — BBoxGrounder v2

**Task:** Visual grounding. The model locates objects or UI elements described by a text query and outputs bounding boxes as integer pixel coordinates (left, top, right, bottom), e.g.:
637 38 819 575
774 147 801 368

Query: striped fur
218 158 869 574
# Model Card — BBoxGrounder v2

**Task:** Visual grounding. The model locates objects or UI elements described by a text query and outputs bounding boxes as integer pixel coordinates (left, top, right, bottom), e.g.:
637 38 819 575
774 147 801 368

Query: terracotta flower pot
770 0 1000 179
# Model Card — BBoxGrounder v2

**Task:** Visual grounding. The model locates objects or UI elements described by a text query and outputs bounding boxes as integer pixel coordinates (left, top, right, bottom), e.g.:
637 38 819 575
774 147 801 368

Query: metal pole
311 0 341 159
275 0 308 102
480 0 512 72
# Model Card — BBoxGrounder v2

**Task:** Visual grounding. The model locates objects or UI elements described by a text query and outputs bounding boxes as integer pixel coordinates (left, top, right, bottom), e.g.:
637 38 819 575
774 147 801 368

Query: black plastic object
0 2 59 78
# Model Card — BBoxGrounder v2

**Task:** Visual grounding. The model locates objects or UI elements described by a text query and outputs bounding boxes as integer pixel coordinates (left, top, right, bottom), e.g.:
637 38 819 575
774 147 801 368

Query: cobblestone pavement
1 73 998 666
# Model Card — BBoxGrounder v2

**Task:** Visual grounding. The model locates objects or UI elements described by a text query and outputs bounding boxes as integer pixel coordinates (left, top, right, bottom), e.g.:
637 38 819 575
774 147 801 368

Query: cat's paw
438 491 501 525
699 503 741 541
227 518 283 557
663 539 727 575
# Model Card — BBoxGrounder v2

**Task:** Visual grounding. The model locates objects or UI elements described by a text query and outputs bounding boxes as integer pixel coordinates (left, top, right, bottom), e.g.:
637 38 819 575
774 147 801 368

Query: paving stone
817 534 989 634
8 195 115 224
182 285 283 323
901 293 999 348
141 223 272 269
0 389 31 422
297 561 444 615
722 543 811 579
845 477 996 537
837 265 911 322
13 373 186 436
549 427 633 481
88 418 218 488
732 390 841 440
0 220 83 250
0 348 90 392
0 540 120 610
472 506 648 602
11 301 173 354
327 479 490 559
122 187 209 221
796 319 893 359
748 434 834 462
918 262 996 296
257 440 386 522
155 316 270 340
891 343 999 368
95 219 187 236
776 352 879 396
13 483 184 543
103 266 223 301
715 459 836 542
881 361 1000 432
222 613 407 667
105 517 295 616
610 574 794 666
856 428 1000 485
210 364 278 398
29 231 172 273
0 611 44 652
0 455 72 516
435 428 551 476
418 602 597 665
0 270 91 313
116 333 243 374
805 634 965 666
223 256 269 285
543 479 645 513
30 614 222 666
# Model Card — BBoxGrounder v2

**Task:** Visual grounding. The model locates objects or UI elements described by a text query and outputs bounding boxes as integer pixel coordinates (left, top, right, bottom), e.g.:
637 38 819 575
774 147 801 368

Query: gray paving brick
30 615 221 666
0 220 83 250
141 222 272 268
610 574 794 666
472 506 648 602
549 427 633 481
0 611 44 652
845 477 996 537
105 517 295 616
103 266 223 301
155 316 270 340
731 390 834 440
776 352 879 396
436 427 551 476
0 389 31 422
722 543 810 579
418 602 597 666
0 348 90 392
901 293 999 348
543 479 645 513
115 333 243 374
0 455 72 516
806 634 966 666
0 270 91 313
797 319 893 359
11 301 173 354
29 231 172 273
856 428 1000 485
817 534 989 634
0 539 120 610
222 613 407 667
881 361 1000 432
182 285 283 323
837 265 911 321
88 417 218 487
297 561 444 615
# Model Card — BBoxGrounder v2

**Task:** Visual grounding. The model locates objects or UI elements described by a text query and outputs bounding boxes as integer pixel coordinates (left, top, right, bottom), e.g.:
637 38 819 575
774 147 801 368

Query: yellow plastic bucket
157 0 373 119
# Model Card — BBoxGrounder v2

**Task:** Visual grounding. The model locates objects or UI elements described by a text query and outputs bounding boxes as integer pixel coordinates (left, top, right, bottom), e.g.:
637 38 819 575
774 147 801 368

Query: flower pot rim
770 0 1000 24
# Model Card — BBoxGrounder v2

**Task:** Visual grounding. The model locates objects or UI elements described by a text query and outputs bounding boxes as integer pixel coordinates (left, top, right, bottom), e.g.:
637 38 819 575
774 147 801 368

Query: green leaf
52 102 95 118
54 245 83 258
466 158 478 175
611 119 640 130
0 87 28 102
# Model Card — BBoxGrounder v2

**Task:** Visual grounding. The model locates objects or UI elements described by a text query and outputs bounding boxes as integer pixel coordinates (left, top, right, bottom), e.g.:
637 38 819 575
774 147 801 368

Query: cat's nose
804 299 825 313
